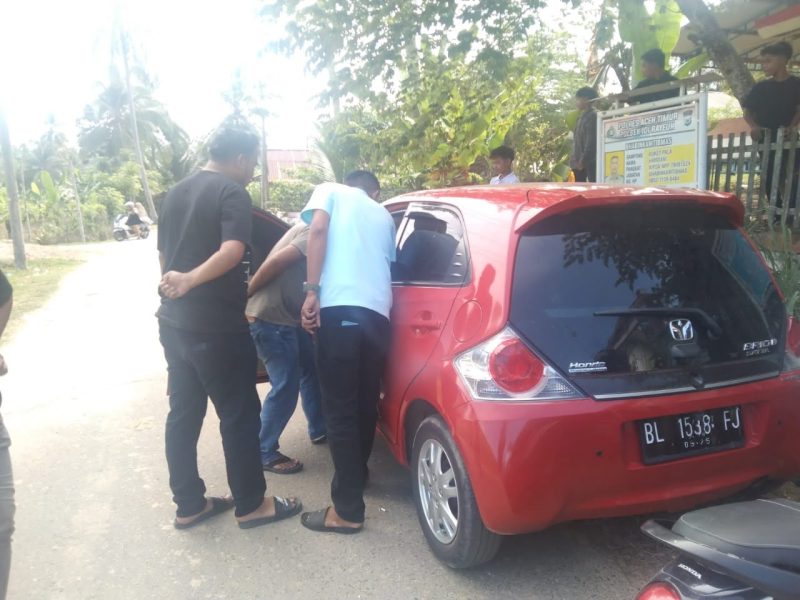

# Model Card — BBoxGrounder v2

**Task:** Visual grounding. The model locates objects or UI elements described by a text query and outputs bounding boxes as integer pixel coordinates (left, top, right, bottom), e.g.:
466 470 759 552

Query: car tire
411 415 502 568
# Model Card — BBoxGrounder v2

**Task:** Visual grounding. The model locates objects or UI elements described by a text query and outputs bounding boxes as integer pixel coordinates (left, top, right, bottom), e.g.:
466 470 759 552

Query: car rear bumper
447 371 800 535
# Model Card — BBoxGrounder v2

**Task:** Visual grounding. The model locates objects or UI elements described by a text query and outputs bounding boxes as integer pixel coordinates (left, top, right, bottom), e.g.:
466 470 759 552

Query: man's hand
160 271 195 300
301 293 321 333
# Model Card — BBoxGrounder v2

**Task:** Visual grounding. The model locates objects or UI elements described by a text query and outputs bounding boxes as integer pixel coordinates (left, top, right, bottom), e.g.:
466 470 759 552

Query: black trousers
315 306 390 523
764 149 799 217
573 165 596 183
159 323 266 518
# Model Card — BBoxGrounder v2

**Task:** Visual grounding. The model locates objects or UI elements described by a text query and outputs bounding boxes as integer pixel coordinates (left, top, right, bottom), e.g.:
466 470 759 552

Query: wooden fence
707 127 799 229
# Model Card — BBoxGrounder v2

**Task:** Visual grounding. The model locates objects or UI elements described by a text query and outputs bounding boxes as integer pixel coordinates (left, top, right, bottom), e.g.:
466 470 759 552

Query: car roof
385 183 744 229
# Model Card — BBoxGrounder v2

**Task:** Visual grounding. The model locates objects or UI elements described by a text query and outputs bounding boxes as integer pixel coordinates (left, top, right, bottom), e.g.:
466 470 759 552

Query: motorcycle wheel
113 230 127 242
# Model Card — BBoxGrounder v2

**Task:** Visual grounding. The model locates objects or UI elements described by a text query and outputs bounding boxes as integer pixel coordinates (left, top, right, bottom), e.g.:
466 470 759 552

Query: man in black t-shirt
157 125 301 530
742 41 800 222
632 49 681 105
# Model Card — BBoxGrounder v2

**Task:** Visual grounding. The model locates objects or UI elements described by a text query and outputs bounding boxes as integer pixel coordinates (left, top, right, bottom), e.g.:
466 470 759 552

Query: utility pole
0 107 27 270
254 108 269 210
120 28 157 221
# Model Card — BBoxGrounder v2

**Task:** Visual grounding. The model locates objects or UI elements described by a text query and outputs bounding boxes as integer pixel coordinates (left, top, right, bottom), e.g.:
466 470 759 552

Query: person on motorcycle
125 202 143 238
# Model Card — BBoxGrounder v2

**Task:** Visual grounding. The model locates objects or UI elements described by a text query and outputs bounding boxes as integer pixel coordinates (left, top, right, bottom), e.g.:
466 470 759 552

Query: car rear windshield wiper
593 307 723 338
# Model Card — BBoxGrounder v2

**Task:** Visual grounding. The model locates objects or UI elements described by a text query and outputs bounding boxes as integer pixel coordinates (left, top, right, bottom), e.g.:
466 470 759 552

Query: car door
379 202 470 445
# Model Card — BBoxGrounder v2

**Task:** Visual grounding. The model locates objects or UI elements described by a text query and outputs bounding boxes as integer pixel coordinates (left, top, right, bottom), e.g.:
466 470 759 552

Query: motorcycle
113 214 150 241
637 498 800 600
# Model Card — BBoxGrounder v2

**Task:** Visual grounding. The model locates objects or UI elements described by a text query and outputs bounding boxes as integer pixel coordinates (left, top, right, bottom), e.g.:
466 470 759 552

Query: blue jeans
250 321 326 463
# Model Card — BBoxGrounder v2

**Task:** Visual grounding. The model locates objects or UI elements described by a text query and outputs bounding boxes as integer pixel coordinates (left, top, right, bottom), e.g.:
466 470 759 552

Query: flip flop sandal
238 496 303 530
263 452 303 474
301 507 363 535
174 497 234 530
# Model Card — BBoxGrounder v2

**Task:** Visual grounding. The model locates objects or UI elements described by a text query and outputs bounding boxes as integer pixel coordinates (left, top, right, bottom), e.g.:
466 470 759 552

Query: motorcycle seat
673 498 800 573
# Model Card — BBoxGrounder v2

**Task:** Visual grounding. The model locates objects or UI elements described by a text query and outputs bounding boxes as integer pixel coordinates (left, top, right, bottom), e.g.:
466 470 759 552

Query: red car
375 184 800 569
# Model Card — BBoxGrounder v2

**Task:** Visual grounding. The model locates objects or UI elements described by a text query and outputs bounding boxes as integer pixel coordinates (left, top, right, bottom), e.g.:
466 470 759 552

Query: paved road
3 238 673 600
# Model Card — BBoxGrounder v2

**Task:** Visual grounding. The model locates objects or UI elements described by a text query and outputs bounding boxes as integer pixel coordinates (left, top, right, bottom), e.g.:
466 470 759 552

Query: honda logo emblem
669 319 694 341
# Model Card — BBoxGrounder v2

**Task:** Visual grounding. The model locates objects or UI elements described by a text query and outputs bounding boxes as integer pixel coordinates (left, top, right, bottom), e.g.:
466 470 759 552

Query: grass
1 258 84 340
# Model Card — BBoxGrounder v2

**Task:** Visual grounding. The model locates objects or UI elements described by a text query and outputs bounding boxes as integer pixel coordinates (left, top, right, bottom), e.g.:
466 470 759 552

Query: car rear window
510 205 787 399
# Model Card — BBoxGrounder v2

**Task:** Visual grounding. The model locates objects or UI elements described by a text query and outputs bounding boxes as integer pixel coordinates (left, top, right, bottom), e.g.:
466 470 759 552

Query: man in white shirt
299 171 396 534
489 145 520 184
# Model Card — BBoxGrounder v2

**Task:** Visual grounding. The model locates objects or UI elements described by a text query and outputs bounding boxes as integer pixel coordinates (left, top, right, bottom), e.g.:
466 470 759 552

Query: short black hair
489 145 515 161
208 124 260 162
344 170 380 195
762 41 794 60
641 48 667 68
575 86 599 100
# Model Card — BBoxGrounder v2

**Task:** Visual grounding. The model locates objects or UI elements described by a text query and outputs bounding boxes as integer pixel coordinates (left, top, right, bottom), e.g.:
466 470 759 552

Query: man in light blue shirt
298 171 396 534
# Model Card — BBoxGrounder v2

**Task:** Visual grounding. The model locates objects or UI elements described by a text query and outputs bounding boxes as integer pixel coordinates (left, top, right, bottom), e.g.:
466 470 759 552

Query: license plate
639 406 745 465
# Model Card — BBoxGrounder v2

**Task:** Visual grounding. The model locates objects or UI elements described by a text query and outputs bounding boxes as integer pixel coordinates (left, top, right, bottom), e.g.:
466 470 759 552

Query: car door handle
409 319 442 331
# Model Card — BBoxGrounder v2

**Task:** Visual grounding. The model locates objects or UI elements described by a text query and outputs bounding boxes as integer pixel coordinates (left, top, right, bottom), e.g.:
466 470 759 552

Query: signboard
597 93 708 189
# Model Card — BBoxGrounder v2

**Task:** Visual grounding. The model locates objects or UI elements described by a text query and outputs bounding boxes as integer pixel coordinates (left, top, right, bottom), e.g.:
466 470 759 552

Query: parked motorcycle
637 498 800 600
113 214 150 241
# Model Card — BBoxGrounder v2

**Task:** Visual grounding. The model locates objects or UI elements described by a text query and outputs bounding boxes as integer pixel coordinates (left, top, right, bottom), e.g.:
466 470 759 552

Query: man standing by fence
742 41 800 224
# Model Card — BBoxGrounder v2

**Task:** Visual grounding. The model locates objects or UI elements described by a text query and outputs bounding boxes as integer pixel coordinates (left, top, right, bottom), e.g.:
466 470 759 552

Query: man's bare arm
305 211 330 287
160 240 245 300
743 108 762 137
301 210 330 331
248 245 303 297
790 105 800 130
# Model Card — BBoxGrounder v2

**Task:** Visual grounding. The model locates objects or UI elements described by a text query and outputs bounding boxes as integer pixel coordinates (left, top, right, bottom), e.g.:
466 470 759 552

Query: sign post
596 92 708 189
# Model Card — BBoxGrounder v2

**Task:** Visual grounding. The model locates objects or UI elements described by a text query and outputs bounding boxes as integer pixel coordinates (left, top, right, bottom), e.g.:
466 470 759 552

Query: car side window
392 204 469 286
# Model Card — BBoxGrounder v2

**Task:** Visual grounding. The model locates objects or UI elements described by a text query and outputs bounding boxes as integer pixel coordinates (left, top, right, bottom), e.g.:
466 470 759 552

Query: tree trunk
69 163 87 243
120 30 157 221
0 108 27 270
675 0 755 103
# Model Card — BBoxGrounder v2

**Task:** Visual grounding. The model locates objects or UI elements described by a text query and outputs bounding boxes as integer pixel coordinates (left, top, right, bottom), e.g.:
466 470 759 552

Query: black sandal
238 496 303 529
301 507 363 535
262 452 303 474
173 497 234 530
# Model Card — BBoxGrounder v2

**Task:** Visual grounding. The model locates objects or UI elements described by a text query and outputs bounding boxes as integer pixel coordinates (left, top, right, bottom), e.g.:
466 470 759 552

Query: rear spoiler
515 190 744 233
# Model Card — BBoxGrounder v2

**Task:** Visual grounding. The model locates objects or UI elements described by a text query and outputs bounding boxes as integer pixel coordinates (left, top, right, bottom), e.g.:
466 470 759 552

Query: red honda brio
376 184 800 569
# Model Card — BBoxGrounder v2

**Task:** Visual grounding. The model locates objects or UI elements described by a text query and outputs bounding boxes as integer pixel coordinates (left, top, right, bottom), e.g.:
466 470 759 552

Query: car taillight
454 327 581 401
785 316 800 372
636 582 681 600
489 338 545 394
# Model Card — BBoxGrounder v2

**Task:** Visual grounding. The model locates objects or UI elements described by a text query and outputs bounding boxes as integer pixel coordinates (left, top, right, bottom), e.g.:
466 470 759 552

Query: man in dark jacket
633 49 680 105
570 87 599 182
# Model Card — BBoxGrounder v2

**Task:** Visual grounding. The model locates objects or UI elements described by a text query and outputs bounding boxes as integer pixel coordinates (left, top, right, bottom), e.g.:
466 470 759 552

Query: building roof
265 149 311 181
674 0 799 69
709 117 750 138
